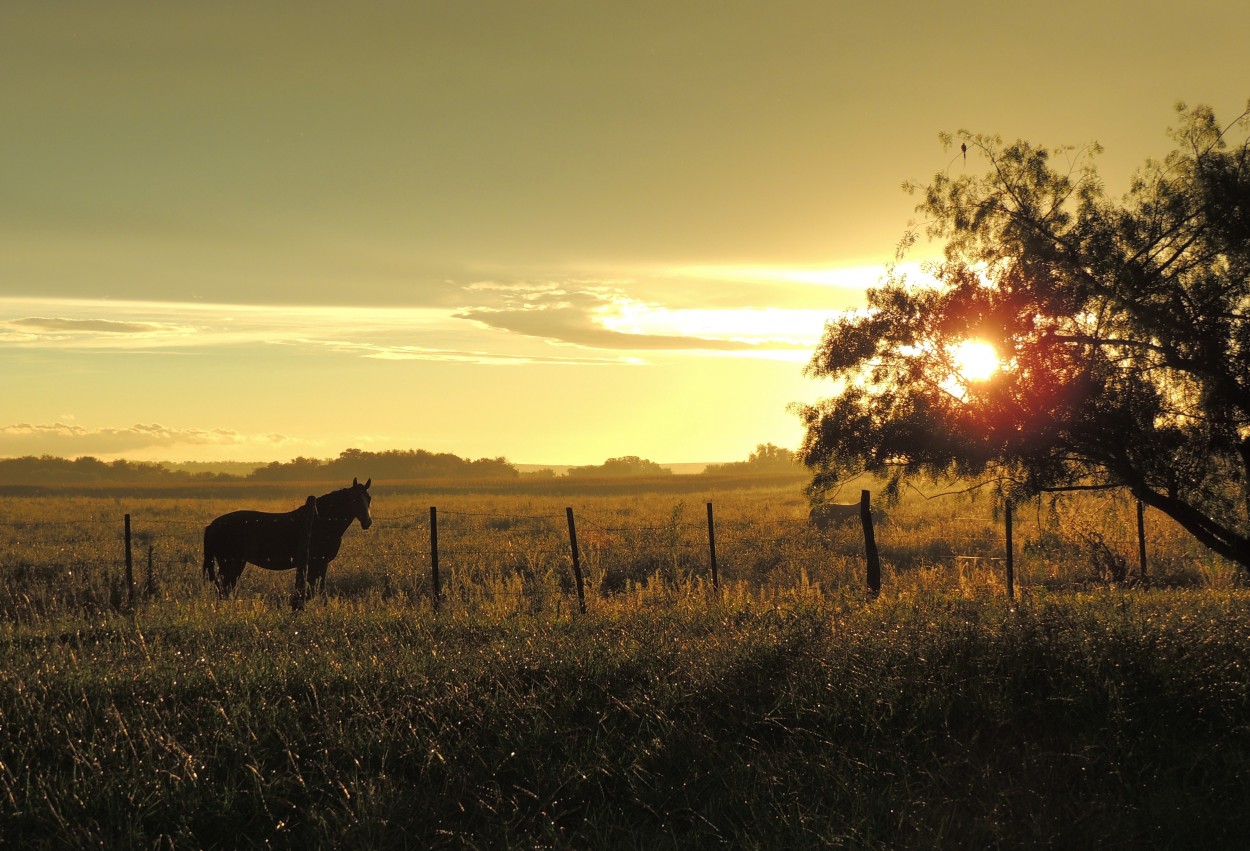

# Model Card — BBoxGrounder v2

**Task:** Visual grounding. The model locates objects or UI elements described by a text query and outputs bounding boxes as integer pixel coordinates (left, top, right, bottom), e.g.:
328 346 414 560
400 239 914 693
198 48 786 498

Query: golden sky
2 1 1247 465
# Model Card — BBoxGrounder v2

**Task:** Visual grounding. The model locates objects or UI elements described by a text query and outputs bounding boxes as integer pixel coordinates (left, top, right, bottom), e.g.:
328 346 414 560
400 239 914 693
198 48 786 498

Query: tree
798 102 1250 570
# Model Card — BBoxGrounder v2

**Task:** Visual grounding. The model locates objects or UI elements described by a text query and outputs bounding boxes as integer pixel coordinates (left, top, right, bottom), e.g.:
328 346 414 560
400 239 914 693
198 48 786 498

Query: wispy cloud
663 262 892 289
0 296 468 353
454 283 825 354
0 264 871 363
303 339 642 366
0 422 292 458
1 313 198 347
9 317 194 336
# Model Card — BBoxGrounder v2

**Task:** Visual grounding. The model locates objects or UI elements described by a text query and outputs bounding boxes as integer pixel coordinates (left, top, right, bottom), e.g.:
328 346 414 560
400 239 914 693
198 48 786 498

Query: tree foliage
798 102 1250 569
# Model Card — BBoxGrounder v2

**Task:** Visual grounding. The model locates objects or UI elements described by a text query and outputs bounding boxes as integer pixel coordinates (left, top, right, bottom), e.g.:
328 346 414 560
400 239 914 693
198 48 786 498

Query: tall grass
0 481 1240 623
2 591 1248 848
1 481 1247 847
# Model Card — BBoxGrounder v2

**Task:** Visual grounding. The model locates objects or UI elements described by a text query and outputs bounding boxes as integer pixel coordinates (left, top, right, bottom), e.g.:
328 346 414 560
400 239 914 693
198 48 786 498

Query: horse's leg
309 559 329 601
203 555 221 595
218 560 244 598
291 560 308 611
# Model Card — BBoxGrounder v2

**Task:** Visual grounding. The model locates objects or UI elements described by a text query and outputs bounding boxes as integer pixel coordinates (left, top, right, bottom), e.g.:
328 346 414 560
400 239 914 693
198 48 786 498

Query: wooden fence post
860 490 881 598
1136 500 1148 580
566 507 586 614
706 501 719 590
1004 502 1015 601
123 513 134 607
429 506 441 612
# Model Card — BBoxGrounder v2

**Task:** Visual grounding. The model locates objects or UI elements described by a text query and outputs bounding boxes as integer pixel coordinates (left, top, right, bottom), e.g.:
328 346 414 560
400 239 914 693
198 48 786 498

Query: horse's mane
315 485 360 522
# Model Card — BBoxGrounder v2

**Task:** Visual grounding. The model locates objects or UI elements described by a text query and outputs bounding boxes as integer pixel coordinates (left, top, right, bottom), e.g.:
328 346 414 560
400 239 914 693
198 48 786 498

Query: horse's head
350 477 373 530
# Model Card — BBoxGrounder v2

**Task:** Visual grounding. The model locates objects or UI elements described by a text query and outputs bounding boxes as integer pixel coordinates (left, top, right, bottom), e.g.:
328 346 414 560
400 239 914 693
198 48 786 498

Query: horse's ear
353 477 358 487
364 478 371 490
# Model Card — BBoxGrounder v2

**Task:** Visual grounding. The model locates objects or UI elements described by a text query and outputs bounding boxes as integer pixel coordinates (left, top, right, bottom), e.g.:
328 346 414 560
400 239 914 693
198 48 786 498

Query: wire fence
0 488 1235 622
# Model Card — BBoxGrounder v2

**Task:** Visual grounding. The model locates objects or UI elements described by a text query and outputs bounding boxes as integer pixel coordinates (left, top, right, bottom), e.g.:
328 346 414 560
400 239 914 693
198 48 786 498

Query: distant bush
703 443 801 476
566 456 672 478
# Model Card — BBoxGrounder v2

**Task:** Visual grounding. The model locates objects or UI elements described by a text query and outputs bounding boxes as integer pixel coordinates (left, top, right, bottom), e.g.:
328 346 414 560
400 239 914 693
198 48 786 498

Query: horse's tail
202 524 219 588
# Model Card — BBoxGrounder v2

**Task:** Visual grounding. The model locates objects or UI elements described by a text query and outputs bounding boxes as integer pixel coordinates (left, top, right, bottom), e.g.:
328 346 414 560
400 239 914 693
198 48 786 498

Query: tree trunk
1137 488 1250 573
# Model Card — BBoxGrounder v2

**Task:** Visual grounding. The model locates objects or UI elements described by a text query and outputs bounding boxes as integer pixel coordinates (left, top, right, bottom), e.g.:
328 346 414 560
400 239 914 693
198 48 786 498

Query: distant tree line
247 449 518 482
0 449 518 486
0 455 237 486
0 444 801 486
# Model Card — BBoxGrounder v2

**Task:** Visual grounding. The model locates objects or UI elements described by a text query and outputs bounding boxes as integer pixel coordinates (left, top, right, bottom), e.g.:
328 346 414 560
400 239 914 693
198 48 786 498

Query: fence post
123 513 134 607
1136 500 1148 580
1004 502 1015 601
429 506 441 612
706 501 719 590
566 506 586 614
860 490 881 598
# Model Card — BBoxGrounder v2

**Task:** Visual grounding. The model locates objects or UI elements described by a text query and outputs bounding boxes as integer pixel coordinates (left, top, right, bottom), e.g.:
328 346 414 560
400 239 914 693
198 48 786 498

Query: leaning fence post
566 507 587 614
123 513 135 607
1004 502 1015 601
429 506 441 612
706 501 719 590
860 490 881 598
1136 500 1148 580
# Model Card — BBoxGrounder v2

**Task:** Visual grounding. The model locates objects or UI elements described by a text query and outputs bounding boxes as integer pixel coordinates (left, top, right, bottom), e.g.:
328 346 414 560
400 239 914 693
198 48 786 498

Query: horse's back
205 509 306 570
205 509 276 549
208 509 274 528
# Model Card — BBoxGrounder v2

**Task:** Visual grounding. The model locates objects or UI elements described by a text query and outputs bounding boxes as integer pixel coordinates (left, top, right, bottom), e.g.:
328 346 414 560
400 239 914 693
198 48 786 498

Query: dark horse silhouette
203 478 372 608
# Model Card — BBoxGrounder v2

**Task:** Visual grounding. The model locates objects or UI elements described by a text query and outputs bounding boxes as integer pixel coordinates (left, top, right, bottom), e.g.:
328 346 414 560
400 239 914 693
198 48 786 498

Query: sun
951 339 999 381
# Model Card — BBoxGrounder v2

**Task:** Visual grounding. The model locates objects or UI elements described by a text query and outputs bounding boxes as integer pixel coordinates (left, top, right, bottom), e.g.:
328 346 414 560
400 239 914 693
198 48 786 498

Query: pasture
1 479 1247 848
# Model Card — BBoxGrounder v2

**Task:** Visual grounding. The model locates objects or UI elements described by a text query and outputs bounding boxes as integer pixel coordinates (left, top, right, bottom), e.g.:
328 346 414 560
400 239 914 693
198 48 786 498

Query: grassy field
1 480 1247 848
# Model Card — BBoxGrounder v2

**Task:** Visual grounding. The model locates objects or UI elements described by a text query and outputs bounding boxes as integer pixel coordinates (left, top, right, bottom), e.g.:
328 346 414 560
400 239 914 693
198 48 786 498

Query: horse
203 478 372 608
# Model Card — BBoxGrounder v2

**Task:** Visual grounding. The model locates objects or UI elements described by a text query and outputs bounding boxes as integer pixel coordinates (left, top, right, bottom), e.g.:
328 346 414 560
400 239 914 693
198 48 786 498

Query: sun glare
951 340 999 381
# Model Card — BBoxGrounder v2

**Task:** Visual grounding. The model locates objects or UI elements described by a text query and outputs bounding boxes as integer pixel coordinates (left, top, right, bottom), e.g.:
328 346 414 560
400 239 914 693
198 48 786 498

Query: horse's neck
316 491 356 527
